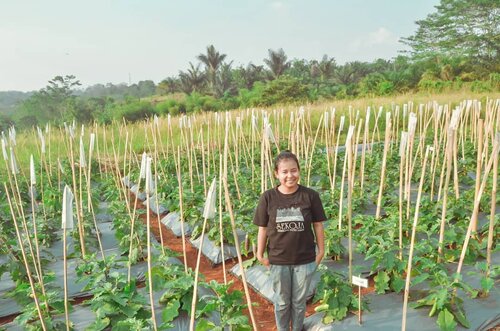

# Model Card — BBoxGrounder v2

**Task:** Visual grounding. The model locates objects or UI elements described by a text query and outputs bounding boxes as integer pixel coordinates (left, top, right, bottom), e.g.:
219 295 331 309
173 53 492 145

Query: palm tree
214 62 236 98
333 63 356 85
311 55 336 86
179 62 206 94
157 77 179 95
197 45 227 96
264 48 290 79
236 63 265 89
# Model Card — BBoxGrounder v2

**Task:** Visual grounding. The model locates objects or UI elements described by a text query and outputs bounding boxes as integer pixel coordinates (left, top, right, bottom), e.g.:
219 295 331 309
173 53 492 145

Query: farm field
0 95 499 331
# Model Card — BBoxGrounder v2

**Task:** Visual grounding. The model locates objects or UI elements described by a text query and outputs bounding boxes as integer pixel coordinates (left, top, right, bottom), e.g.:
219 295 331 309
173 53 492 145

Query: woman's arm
256 226 270 267
313 222 325 265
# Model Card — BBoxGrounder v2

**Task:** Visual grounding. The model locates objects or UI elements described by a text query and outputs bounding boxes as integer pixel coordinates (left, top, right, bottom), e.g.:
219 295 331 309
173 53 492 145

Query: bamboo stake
190 179 217 331
145 157 158 331
471 119 483 233
61 186 74 331
437 128 454 262
486 133 499 278
346 126 355 282
375 114 392 219
219 154 227 285
359 107 370 192
222 118 257 330
401 146 432 331
176 146 188 272
456 135 499 278
306 115 323 186
5 184 47 331
398 132 408 259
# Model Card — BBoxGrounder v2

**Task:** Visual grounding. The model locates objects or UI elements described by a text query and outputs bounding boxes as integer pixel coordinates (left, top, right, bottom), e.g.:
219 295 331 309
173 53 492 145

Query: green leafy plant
196 280 251 331
313 268 368 324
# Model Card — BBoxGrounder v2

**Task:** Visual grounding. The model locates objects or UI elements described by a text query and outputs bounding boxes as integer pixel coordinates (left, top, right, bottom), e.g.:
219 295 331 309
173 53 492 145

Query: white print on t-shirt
276 207 305 232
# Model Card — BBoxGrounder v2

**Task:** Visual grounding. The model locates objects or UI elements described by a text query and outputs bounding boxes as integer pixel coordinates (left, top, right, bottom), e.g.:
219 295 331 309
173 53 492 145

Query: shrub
113 100 156 122
260 76 309 106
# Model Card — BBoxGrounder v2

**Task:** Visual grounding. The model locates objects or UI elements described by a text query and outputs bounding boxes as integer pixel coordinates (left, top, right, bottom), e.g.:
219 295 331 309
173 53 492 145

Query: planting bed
0 98 499 330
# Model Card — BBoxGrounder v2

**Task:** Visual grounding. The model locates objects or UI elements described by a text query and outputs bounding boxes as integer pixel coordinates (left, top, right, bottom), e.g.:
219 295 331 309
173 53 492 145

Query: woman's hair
274 150 300 172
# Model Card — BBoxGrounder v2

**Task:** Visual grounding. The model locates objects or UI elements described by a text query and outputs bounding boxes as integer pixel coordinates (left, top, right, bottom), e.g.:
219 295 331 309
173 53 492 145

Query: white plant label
352 275 368 288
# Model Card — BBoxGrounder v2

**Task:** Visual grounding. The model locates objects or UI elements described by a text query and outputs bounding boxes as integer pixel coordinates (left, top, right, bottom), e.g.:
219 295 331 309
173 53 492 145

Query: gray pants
270 261 317 331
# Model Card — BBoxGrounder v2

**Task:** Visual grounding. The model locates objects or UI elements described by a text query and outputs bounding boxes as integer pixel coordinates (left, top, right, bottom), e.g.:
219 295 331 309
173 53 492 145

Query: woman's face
275 158 300 191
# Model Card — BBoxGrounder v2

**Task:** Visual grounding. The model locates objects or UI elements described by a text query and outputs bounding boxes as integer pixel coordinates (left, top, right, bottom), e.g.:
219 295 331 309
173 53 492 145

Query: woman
254 150 326 331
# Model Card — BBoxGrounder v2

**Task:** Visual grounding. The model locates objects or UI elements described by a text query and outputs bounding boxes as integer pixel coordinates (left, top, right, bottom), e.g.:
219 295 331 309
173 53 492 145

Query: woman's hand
258 256 270 268
257 226 269 268
315 252 324 266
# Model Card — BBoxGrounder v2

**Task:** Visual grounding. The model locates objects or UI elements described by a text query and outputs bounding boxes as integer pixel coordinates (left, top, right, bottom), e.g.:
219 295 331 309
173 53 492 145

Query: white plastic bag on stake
145 157 155 195
40 135 46 154
400 132 408 157
9 147 18 174
140 152 147 179
30 155 36 186
203 179 217 219
89 133 95 156
265 123 276 144
1 138 7 161
58 158 65 174
9 127 16 146
339 116 345 132
408 113 417 137
79 137 86 168
61 185 74 230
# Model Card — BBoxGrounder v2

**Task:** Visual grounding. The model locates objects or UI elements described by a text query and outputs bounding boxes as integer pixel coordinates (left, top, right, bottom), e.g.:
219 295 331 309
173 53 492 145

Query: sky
0 0 439 92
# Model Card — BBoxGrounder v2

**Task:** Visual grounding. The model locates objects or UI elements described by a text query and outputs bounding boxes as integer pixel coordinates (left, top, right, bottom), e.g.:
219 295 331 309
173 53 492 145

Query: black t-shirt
253 185 327 265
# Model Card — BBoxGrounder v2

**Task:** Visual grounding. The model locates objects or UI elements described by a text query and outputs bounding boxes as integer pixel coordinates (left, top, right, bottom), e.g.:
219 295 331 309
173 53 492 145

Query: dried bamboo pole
306 115 323 186
401 146 432 331
190 179 217 331
5 184 47 331
61 185 74 331
375 114 392 219
398 132 408 259
456 134 499 278
437 117 456 262
222 117 257 330
144 157 158 331
219 154 227 285
346 126 356 282
176 146 189 272
359 108 370 192
29 155 47 303
471 119 483 233
486 133 499 278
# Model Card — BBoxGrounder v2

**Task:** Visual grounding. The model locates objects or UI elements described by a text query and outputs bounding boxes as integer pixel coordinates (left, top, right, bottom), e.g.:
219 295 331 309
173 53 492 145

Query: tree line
1 0 498 131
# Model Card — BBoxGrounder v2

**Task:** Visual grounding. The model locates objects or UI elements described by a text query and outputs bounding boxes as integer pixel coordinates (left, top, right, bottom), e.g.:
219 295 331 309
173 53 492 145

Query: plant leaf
437 309 457 331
